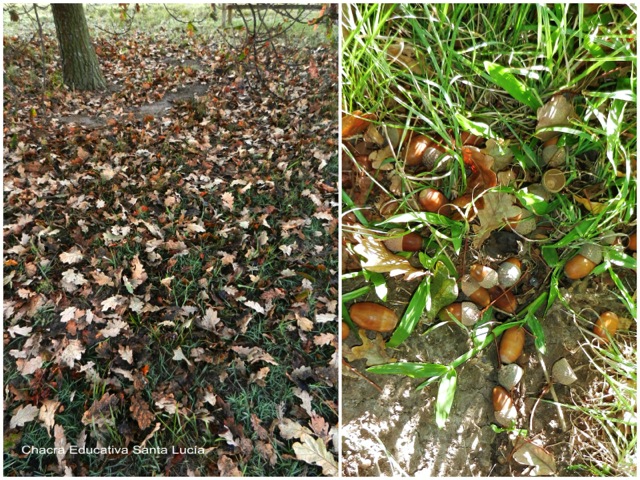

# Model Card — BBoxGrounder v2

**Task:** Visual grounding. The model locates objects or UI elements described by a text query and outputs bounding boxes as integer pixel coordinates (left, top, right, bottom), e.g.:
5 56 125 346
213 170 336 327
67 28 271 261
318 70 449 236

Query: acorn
404 134 434 167
564 244 603 280
451 194 482 221
418 188 449 215
488 286 518 314
498 363 524 390
439 302 481 326
461 275 491 307
593 311 619 343
493 386 518 427
470 264 499 289
349 302 399 332
342 322 350 340
499 326 525 363
552 358 578 385
628 232 637 251
498 258 522 288
384 232 424 252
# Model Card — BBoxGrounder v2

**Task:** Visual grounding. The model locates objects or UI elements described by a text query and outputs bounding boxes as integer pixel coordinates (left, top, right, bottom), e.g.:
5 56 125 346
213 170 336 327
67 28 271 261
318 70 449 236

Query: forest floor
3 7 338 476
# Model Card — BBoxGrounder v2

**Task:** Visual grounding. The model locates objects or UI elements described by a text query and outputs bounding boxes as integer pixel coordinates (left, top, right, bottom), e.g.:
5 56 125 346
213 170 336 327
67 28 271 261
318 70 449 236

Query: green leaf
367 362 448 379
364 270 388 301
386 262 458 348
386 276 430 348
454 114 496 139
342 285 372 303
436 368 457 428
484 61 542 110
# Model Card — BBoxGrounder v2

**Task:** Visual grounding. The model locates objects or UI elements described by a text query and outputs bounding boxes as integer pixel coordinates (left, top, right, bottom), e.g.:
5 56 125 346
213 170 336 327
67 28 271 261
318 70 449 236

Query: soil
342 272 633 476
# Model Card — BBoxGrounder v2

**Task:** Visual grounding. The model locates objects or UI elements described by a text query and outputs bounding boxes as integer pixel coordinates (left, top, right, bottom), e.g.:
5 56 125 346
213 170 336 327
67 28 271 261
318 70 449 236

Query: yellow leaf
343 330 397 366
572 194 606 214
353 234 425 280
292 433 338 476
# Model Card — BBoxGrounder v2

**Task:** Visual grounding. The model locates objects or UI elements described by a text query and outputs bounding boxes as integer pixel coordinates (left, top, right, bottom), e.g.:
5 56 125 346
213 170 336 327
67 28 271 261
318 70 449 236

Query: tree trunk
51 4 106 91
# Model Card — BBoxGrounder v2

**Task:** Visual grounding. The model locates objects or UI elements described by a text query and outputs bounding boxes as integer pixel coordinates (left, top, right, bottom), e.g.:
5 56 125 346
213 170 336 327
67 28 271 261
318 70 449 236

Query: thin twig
32 2 47 101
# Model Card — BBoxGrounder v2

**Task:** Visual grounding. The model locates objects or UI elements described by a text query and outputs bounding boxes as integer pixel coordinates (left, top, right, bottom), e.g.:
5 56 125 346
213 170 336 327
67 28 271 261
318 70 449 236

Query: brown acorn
461 275 491 307
628 232 637 251
564 244 602 280
384 232 424 252
488 286 518 314
349 302 399 332
498 258 522 288
470 264 499 289
404 134 434 167
493 386 518 427
418 188 449 215
499 326 525 363
439 302 481 326
593 311 619 343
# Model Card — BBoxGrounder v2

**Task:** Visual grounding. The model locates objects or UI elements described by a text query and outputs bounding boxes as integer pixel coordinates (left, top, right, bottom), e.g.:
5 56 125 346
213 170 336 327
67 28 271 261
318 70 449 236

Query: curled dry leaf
512 437 557 475
10 404 39 428
386 41 425 74
352 234 425 280
463 146 497 193
130 394 154 430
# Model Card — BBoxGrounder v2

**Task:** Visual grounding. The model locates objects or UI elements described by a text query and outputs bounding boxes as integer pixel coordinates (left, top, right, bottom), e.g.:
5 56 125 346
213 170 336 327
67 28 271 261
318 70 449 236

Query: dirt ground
341 273 632 476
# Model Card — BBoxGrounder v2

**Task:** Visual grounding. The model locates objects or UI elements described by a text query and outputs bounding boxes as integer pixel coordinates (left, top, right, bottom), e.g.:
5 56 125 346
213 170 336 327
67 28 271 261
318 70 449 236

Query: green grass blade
386 276 430 348
436 368 457 428
367 362 448 379
484 61 542 110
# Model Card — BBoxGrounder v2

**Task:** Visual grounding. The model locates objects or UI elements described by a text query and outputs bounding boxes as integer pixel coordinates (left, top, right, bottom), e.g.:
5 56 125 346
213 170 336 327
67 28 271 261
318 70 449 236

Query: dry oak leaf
129 255 148 288
249 366 270 387
218 455 242 477
343 330 397 367
82 392 119 426
277 418 313 440
130 394 154 430
512 437 557 475
222 192 235 210
59 247 84 264
58 339 86 368
10 404 39 428
292 432 338 476
353 234 425 280
463 146 498 193
231 346 278 365
39 399 61 435
472 191 522 248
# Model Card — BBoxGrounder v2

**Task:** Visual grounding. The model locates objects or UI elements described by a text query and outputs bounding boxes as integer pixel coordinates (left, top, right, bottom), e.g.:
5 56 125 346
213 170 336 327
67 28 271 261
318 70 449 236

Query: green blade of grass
436 368 457 429
386 275 430 348
367 362 449 379
484 61 542 110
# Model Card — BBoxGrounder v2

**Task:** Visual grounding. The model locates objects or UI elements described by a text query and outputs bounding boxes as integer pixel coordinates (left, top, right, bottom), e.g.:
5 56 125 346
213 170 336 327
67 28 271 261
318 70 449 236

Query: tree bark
51 4 106 91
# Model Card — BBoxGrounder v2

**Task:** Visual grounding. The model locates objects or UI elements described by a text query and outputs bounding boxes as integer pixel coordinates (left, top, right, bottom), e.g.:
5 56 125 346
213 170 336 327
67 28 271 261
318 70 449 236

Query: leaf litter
3 14 337 476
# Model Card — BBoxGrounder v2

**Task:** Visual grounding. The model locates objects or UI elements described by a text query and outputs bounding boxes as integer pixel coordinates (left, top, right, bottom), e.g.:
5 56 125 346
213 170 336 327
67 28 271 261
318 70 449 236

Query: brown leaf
218 455 242 476
352 234 425 280
255 440 277 466
343 330 397 366
512 437 557 475
292 432 338 476
82 393 119 426
463 146 497 193
472 192 522 248
130 393 154 430
250 413 269 440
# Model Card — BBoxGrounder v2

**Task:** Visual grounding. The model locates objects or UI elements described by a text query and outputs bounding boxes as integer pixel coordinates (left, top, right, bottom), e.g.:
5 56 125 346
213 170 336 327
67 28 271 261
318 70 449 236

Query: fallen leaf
59 247 84 264
473 192 522 248
292 432 338 476
353 234 425 280
463 146 497 193
39 399 61 435
572 194 606 214
130 394 154 430
10 404 39 428
343 330 397 366
278 418 313 440
512 437 557 475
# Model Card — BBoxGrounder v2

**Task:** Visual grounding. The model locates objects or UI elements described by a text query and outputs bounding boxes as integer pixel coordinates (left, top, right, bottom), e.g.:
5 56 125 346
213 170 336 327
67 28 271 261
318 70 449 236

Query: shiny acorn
628 232 637 251
461 275 491 307
488 286 518 314
470 264 499 289
384 232 424 252
564 244 603 280
498 258 522 288
499 326 525 363
493 386 518 427
418 188 449 215
439 302 481 326
349 302 399 333
593 311 619 343
404 134 435 167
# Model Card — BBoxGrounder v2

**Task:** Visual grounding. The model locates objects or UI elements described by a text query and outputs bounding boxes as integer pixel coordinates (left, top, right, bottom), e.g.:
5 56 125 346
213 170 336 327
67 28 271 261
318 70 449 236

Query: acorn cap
542 169 566 193
579 243 602 265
